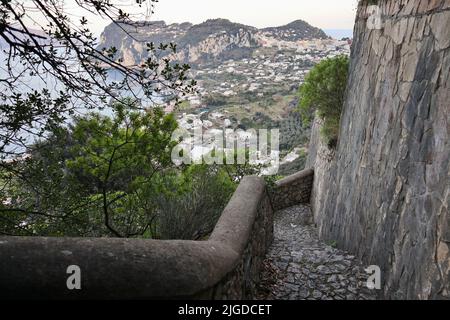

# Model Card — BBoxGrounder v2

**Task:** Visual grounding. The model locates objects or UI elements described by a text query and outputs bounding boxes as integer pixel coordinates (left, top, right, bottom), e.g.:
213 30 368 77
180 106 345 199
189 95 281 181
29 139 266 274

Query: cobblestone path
257 205 377 300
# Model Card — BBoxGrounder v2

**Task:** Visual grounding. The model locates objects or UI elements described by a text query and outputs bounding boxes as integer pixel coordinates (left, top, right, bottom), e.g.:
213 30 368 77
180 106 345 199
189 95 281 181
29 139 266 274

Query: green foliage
156 165 236 240
222 149 264 183
278 112 310 151
298 55 349 147
1 100 177 237
237 111 310 153
203 94 229 107
0 100 259 239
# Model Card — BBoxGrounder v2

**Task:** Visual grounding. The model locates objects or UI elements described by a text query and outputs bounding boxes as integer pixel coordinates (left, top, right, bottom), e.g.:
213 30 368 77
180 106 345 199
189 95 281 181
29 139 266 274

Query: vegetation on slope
0 100 245 239
298 55 349 147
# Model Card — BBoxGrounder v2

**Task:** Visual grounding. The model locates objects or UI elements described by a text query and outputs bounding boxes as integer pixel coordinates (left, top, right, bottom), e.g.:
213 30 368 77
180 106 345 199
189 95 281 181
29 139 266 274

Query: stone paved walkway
257 205 377 300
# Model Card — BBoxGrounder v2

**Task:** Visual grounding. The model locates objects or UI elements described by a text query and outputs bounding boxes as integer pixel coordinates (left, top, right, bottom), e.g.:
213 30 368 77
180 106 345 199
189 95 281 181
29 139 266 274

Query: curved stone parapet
270 169 314 211
0 176 273 300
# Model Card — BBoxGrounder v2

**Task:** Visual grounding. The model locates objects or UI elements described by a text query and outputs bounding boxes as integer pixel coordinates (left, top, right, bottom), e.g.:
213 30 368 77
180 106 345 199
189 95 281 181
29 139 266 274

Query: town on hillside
100 19 351 172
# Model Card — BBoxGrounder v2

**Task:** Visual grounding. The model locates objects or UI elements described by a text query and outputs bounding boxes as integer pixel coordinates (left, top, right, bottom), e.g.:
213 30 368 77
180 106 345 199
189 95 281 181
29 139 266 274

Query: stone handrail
0 176 273 299
270 168 314 211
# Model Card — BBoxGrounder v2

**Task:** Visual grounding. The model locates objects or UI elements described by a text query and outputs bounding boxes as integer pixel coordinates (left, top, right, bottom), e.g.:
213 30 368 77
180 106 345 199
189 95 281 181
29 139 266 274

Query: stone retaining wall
0 176 273 300
306 0 450 299
270 169 314 211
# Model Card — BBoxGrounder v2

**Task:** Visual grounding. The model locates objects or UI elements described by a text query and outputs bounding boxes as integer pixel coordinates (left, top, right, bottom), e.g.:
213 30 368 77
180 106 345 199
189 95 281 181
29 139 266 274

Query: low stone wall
270 169 314 211
0 176 273 300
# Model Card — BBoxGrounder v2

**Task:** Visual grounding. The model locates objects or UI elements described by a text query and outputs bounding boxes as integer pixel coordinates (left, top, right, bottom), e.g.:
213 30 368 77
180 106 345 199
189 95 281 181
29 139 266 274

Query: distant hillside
323 29 353 40
177 19 258 46
98 19 329 65
261 20 329 41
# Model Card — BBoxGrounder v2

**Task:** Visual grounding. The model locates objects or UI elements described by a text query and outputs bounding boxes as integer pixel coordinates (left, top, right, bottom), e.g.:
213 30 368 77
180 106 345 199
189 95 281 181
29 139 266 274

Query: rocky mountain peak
261 19 329 41
98 18 329 65
285 19 314 28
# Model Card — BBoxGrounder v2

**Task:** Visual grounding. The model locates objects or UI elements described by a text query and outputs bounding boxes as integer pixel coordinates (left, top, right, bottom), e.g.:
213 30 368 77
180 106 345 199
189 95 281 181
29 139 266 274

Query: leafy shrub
298 55 349 147
156 165 236 240
0 101 240 239
0 100 178 238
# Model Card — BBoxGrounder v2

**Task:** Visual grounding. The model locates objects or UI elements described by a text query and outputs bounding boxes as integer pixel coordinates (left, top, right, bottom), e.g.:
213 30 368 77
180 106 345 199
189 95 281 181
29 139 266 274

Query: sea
323 29 354 40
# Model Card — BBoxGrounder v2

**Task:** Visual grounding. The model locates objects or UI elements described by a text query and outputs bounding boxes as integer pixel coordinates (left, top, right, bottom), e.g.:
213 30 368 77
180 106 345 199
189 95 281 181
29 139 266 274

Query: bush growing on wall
298 55 349 147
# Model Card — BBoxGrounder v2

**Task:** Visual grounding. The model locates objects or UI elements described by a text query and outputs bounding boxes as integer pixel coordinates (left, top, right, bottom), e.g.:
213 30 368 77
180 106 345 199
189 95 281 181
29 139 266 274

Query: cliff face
98 19 328 66
306 0 449 299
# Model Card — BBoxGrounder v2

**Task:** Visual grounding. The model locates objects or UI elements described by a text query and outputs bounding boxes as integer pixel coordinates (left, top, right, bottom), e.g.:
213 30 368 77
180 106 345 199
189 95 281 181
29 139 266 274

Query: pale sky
149 0 359 29
27 0 359 36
